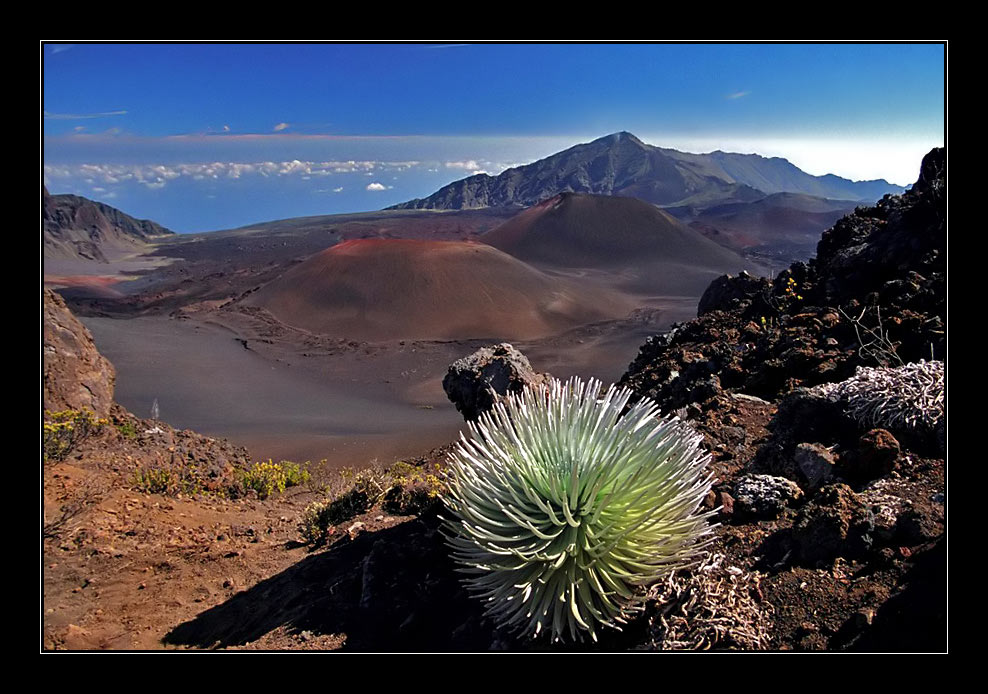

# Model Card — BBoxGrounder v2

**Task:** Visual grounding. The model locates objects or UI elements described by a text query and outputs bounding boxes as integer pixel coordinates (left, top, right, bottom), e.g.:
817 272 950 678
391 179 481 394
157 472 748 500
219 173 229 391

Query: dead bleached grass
645 552 774 651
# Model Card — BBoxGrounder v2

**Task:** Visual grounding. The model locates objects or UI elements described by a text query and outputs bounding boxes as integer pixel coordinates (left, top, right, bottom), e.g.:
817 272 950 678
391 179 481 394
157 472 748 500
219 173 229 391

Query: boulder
442 343 551 421
733 474 803 519
793 442 836 490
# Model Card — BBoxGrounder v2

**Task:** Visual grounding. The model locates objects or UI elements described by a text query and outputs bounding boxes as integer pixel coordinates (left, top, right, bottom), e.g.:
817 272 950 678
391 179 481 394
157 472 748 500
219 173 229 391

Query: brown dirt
43 391 945 651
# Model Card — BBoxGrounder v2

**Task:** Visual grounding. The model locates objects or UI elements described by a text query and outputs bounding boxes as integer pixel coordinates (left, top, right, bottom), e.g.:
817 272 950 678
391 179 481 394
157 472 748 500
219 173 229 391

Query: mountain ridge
389 131 904 211
43 187 174 263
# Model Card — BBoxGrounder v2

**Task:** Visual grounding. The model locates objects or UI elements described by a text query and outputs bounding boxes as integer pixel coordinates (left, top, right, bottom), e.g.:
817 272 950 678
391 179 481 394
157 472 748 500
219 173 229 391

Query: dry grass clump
645 552 774 651
812 360 943 439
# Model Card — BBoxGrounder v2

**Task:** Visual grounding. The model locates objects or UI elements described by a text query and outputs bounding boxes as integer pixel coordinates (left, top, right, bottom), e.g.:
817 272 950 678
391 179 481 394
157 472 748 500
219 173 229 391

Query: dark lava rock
698 271 771 316
793 443 836 491
733 474 803 519
792 484 875 565
443 343 551 421
848 429 901 481
895 506 943 546
620 148 945 413
771 388 859 449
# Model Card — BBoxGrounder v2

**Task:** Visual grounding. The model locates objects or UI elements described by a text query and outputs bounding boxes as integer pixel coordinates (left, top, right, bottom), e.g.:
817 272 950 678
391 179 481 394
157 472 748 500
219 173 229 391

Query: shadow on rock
164 515 496 652
847 538 946 652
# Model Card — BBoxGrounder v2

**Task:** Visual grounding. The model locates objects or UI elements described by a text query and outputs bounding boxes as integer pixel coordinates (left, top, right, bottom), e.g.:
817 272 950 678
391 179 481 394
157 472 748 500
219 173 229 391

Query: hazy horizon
43 42 945 233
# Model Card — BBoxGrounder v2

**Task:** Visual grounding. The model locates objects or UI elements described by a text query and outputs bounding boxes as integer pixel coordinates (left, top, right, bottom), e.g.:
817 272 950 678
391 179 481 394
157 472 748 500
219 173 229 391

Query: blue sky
43 42 946 232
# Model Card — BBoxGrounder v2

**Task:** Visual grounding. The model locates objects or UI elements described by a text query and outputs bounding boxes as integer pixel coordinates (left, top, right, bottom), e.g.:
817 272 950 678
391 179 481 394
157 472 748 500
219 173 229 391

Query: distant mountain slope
244 239 633 341
678 192 858 259
484 193 748 269
43 188 173 263
481 193 758 296
390 132 904 211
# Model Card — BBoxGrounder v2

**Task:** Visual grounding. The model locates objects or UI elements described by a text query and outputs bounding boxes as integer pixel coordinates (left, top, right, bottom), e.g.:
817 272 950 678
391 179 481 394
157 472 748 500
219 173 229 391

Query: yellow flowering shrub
43 410 108 464
240 460 311 499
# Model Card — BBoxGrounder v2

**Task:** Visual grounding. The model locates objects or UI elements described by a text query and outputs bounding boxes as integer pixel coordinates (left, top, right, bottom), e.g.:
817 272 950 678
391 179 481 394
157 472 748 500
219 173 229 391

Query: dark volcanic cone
482 193 756 294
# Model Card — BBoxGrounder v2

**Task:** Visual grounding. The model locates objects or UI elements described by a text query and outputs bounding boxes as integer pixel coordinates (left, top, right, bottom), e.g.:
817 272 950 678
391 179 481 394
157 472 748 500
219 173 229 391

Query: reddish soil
246 239 633 341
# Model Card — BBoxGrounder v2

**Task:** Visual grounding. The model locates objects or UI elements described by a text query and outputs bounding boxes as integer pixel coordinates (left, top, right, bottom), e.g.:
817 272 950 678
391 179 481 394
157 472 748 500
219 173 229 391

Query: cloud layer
44 160 425 190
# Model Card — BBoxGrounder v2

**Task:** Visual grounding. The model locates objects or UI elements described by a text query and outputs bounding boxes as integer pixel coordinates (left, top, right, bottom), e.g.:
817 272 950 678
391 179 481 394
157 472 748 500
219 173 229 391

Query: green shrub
442 377 715 643
296 462 446 545
116 419 138 440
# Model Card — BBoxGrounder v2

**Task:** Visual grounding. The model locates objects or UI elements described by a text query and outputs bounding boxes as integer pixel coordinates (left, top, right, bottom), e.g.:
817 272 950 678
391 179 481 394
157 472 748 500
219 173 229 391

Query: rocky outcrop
620 148 946 412
442 343 551 421
43 289 115 416
697 271 771 316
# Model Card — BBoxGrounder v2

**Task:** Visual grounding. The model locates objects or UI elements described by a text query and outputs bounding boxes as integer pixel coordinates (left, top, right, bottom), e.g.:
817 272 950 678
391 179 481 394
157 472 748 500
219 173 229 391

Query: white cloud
333 187 344 193
445 160 482 171
44 110 128 120
366 182 388 191
222 125 231 132
43 160 423 188
273 122 290 132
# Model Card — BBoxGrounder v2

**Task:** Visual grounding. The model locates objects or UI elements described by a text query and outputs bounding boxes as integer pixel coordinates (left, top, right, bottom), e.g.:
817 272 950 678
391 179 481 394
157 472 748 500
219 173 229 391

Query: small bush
382 461 445 515
43 410 108 464
116 419 138 440
132 459 212 496
240 460 311 500
297 462 446 545
133 466 175 495
298 500 331 544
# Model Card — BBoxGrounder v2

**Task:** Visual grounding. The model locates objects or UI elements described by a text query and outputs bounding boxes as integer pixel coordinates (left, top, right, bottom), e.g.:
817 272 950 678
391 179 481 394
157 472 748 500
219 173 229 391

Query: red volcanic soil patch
44 275 126 298
246 239 632 341
483 193 749 270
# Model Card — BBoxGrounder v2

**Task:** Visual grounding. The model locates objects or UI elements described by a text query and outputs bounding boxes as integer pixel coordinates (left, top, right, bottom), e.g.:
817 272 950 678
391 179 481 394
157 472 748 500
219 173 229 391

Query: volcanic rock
698 271 772 316
43 289 116 416
849 429 901 481
792 484 875 564
733 474 803 519
793 443 836 491
443 343 551 421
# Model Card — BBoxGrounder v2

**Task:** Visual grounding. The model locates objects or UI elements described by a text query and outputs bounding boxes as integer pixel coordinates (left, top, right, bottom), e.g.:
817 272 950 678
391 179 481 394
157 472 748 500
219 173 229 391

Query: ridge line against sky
43 42 945 232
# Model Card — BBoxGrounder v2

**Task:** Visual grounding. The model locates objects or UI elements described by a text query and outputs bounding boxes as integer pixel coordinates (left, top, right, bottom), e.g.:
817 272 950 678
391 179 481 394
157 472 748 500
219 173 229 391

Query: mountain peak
389 136 905 211
593 131 646 147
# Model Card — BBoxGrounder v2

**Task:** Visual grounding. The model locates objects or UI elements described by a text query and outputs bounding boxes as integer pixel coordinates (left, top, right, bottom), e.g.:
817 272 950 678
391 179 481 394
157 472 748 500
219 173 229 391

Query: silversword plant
442 377 715 643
